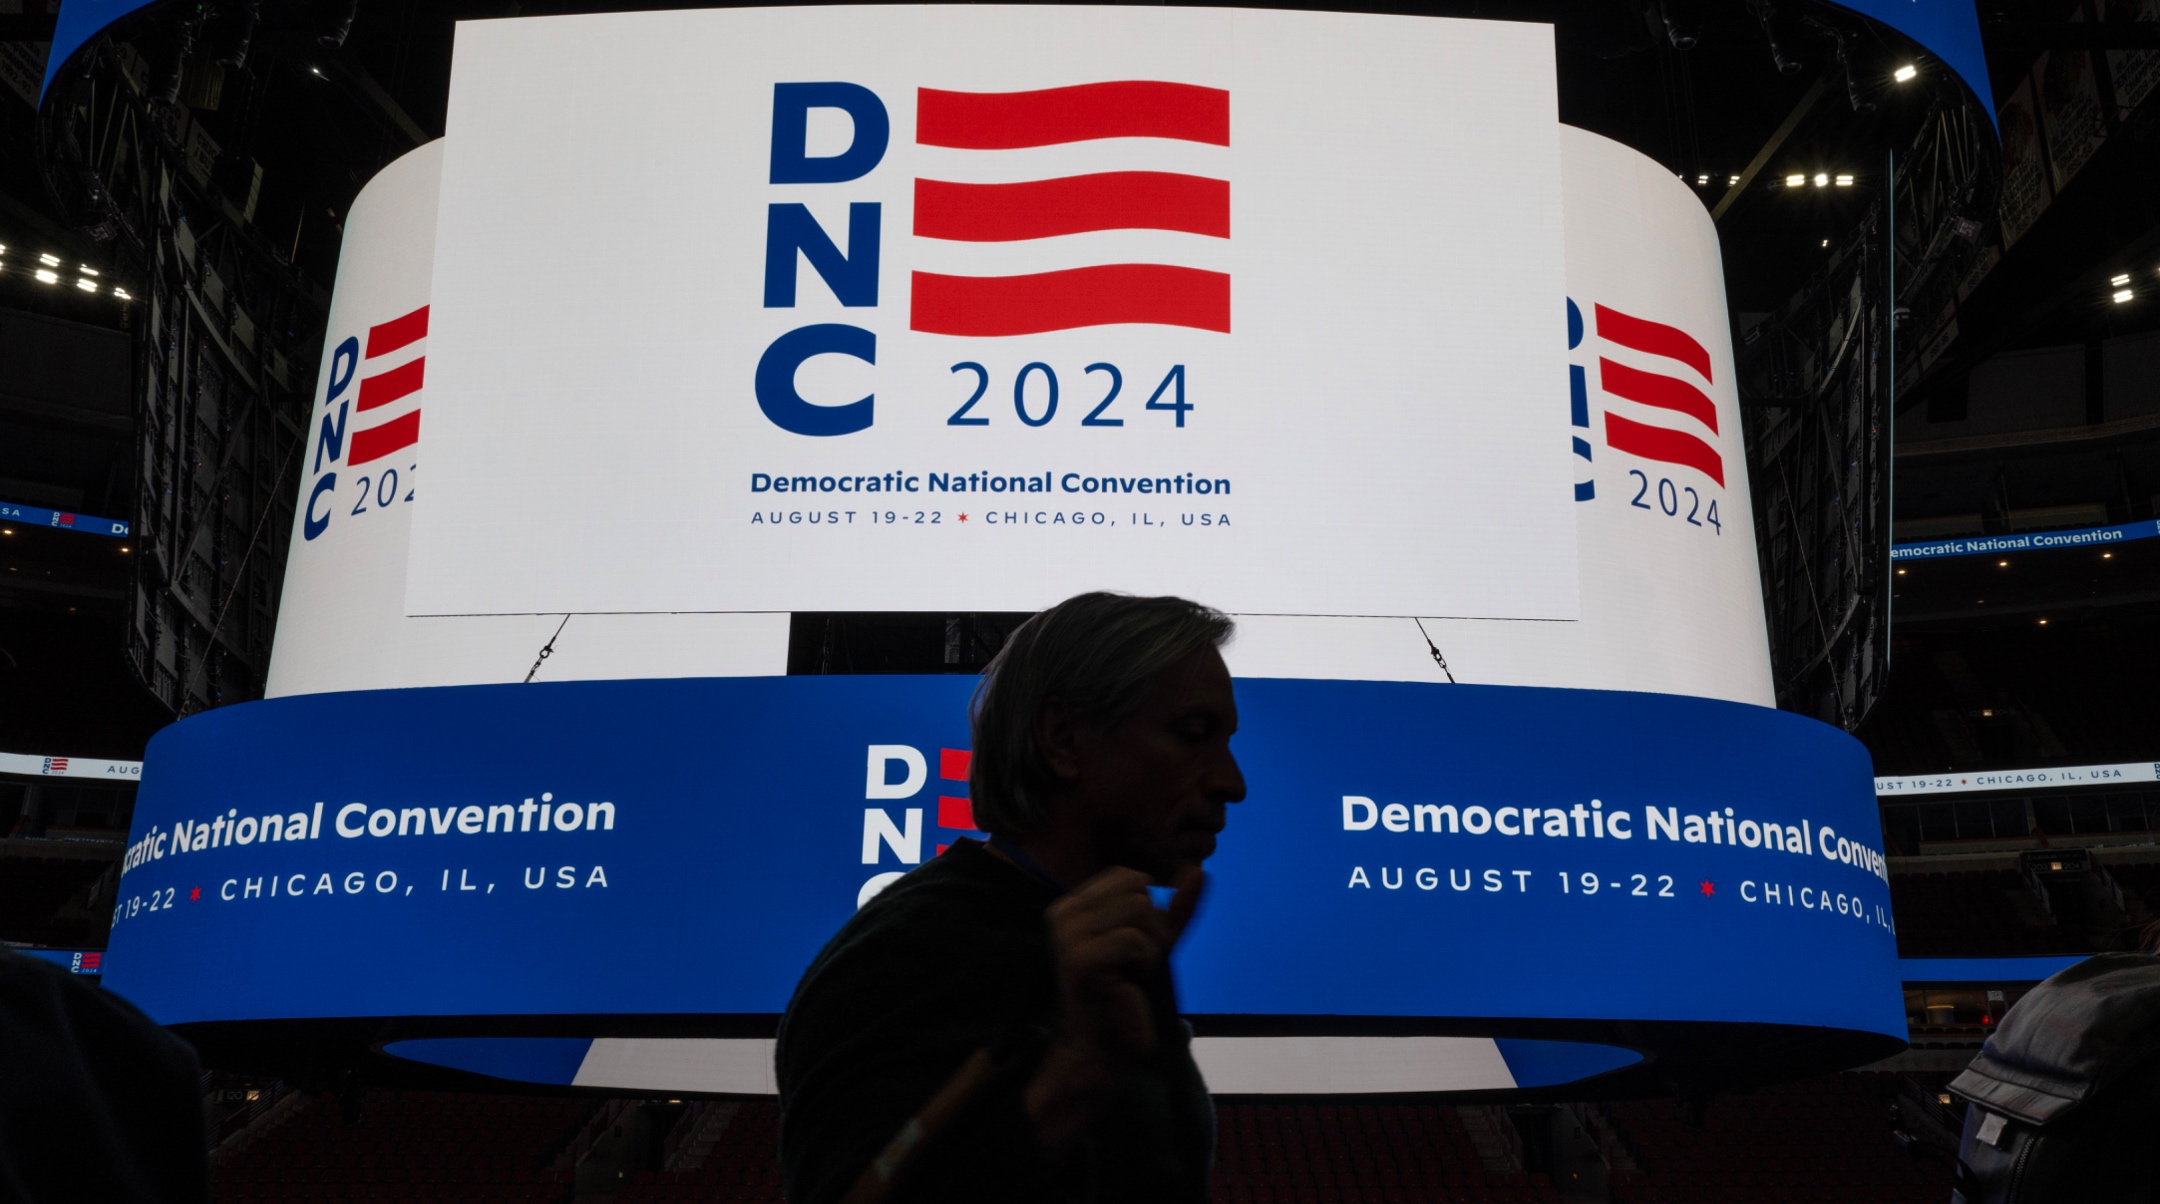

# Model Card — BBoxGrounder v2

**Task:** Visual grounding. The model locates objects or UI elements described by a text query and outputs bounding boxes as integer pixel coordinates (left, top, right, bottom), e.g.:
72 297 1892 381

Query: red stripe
917 82 1229 149
915 173 1229 242
349 410 420 466
912 265 1229 336
937 796 976 831
1595 303 1711 382
357 357 424 412
939 748 971 782
1605 412 1724 486
366 305 429 359
1599 358 1717 434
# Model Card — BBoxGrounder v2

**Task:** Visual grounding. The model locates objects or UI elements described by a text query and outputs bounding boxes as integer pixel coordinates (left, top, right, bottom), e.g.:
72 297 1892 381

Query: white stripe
1876 760 2159 798
910 229 1231 278
567 1035 1519 1095
572 1037 778 1094
1192 1036 1517 1094
907 140 1230 185
0 752 142 779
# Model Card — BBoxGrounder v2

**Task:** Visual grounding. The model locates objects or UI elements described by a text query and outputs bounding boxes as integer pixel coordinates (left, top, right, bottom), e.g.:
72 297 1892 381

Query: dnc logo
302 305 429 541
758 80 1231 437
1566 297 1725 528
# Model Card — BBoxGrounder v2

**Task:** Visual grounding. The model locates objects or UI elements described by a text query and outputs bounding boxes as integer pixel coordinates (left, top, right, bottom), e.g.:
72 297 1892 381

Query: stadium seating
210 1090 590 1202
1606 1073 1953 1204
1890 868 2096 955
0 854 109 944
209 1073 1956 1203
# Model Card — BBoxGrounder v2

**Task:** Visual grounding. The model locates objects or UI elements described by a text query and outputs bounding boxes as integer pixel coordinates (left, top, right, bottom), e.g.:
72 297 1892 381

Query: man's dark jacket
776 839 1214 1203
0 951 208 1203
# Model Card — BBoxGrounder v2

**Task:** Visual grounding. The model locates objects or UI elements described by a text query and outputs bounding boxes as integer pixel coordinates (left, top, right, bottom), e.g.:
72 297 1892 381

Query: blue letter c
303 473 337 541
755 324 874 437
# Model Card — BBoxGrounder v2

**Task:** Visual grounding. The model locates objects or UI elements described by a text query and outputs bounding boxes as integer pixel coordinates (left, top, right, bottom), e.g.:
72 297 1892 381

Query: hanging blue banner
0 500 129 538
1891 519 2159 562
104 675 1903 1045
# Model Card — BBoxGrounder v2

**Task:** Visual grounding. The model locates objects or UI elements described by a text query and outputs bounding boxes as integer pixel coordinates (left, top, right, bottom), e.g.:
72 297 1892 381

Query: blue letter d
771 83 889 184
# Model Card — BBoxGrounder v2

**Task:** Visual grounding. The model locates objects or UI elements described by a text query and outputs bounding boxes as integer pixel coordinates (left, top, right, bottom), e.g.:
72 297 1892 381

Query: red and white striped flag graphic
1595 303 1722 486
350 304 428 466
909 81 1230 337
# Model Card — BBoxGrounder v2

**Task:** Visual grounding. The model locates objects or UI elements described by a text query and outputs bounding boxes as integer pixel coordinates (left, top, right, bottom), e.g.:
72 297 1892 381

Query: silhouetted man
777 592 1245 1204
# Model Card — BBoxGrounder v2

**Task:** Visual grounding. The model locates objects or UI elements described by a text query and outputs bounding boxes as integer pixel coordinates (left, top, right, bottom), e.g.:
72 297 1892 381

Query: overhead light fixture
112 287 131 300
1896 568 1907 575
1696 174 1709 185
37 253 59 267
73 278 96 292
2038 618 2049 626
1728 174 1740 185
1786 174 1806 187
1894 64 1918 83
1822 239 1830 247
2104 552 2114 559
2116 289 2136 304
33 269 57 284
78 265 98 276
1835 174 1854 186
1813 173 1829 187
2113 273 2132 286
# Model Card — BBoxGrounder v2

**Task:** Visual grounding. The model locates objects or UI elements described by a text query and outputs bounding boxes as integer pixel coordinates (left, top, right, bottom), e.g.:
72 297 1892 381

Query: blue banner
103 676 1903 1042
40 1 157 102
1891 519 2158 562
0 500 129 538
12 948 103 975
1824 0 1991 125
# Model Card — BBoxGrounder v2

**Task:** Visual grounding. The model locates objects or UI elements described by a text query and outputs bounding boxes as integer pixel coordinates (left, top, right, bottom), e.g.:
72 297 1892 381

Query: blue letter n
765 203 880 308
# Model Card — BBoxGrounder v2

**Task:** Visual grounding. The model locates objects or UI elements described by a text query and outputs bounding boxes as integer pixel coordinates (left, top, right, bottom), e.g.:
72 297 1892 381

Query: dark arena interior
3 0 2159 1201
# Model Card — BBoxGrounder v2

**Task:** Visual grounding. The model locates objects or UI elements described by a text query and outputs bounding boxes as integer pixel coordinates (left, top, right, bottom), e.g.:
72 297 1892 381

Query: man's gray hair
968 592 1234 836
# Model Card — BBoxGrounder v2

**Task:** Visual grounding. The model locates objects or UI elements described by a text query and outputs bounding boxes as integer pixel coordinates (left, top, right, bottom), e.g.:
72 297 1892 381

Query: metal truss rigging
1736 91 1998 731
38 40 327 716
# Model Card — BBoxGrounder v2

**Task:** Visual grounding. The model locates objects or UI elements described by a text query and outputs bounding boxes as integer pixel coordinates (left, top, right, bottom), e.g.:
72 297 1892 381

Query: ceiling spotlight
78 265 98 276
1697 174 1709 185
1786 174 1806 187
1813 173 1829 187
2104 552 2114 559
73 278 96 292
1894 64 1918 83
2112 273 2131 286
1835 174 1854 186
112 287 131 301
2038 618 2049 625
2116 289 2136 304
37 253 58 267
33 269 57 284
1822 239 1830 247
1728 174 1740 185
1998 560 2009 567
1896 568 1907 575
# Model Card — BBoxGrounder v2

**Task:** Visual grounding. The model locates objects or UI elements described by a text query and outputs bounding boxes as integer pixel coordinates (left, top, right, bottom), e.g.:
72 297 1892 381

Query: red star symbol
957 513 969 522
1699 880 1715 896
189 886 201 901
